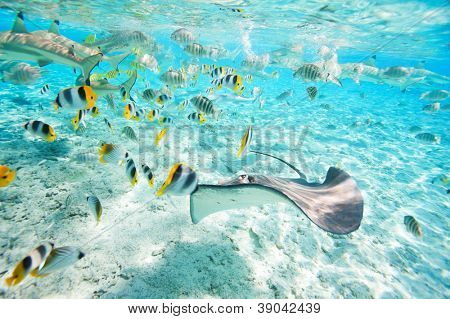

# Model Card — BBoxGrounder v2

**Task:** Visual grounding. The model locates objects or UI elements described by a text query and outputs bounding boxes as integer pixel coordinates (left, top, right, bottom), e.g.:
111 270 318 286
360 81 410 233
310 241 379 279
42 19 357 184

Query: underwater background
0 0 449 298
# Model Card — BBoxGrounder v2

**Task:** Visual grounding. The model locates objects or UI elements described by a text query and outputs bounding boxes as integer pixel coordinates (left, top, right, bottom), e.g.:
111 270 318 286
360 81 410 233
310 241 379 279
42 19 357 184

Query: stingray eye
238 174 249 182
248 176 255 183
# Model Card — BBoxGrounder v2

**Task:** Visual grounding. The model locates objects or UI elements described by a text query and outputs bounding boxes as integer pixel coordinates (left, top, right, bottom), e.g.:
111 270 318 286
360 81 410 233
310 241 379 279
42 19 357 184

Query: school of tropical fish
0 2 448 298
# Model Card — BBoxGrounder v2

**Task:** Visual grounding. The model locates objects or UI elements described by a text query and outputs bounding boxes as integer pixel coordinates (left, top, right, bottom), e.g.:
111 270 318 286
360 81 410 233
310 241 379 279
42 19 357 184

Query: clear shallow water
0 1 449 298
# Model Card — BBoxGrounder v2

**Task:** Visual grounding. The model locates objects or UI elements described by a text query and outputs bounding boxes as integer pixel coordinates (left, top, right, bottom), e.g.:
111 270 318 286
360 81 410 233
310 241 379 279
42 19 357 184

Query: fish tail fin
120 70 137 101
4 275 16 287
326 73 343 87
105 52 130 71
80 53 104 84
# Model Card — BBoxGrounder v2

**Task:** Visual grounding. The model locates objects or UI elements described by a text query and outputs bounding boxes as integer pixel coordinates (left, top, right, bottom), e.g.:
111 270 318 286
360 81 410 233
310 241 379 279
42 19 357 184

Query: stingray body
190 166 363 235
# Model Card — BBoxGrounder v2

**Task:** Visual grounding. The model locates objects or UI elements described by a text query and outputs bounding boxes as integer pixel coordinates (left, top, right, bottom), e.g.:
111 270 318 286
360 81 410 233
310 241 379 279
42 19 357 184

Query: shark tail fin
119 70 137 101
363 55 376 67
48 20 60 35
12 12 28 33
80 53 103 85
105 52 130 71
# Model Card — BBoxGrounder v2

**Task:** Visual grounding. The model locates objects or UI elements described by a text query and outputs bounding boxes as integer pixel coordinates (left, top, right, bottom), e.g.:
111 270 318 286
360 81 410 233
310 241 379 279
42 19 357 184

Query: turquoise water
0 1 449 298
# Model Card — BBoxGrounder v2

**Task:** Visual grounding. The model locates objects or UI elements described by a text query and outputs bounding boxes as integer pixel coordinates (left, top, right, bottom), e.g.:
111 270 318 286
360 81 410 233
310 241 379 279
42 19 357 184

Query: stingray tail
249 150 305 178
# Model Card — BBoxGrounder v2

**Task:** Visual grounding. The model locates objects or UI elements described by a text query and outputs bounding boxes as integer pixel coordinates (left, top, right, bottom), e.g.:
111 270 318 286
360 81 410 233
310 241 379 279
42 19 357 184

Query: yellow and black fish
71 109 88 130
24 120 56 142
147 109 160 122
156 163 198 196
154 128 167 146
54 86 97 111
156 94 171 106
4 242 54 287
89 106 100 117
98 143 123 164
0 165 15 188
187 112 206 124
158 116 173 125
219 74 244 95
124 152 138 186
237 126 252 158
124 102 137 120
141 164 155 187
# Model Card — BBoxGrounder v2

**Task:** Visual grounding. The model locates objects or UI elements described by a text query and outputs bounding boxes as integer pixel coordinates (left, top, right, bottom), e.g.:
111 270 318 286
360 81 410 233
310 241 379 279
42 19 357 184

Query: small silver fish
122 126 138 142
40 84 50 95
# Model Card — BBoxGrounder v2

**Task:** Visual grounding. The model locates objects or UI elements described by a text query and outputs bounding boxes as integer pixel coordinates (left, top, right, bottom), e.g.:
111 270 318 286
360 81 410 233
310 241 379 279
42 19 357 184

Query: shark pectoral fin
48 20 60 35
12 12 28 33
38 59 53 67
80 53 103 81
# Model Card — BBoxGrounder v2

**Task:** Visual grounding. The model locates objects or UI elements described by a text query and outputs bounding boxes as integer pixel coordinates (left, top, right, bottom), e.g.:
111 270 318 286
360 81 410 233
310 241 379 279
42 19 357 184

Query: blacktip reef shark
0 12 102 83
31 19 130 71
75 69 137 99
190 151 364 235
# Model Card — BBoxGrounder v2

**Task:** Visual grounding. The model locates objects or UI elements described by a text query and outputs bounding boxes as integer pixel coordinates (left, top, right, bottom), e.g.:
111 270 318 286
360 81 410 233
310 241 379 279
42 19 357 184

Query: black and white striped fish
40 84 50 95
171 28 195 44
306 86 318 100
190 95 222 120
142 88 158 101
122 126 138 142
404 215 422 237
415 133 440 144
294 64 322 81
184 43 207 57
159 69 187 86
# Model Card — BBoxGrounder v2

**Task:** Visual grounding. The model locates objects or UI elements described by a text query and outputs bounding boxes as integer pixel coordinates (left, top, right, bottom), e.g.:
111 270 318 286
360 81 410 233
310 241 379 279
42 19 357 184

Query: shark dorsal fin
48 20 60 35
12 12 28 33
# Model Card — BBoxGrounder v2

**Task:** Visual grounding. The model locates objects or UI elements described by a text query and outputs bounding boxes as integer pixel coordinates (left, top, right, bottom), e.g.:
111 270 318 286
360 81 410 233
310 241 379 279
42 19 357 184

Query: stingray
190 151 364 234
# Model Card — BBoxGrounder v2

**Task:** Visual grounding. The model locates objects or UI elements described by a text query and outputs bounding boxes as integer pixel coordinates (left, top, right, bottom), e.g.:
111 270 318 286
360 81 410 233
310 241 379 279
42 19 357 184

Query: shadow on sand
103 240 260 298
